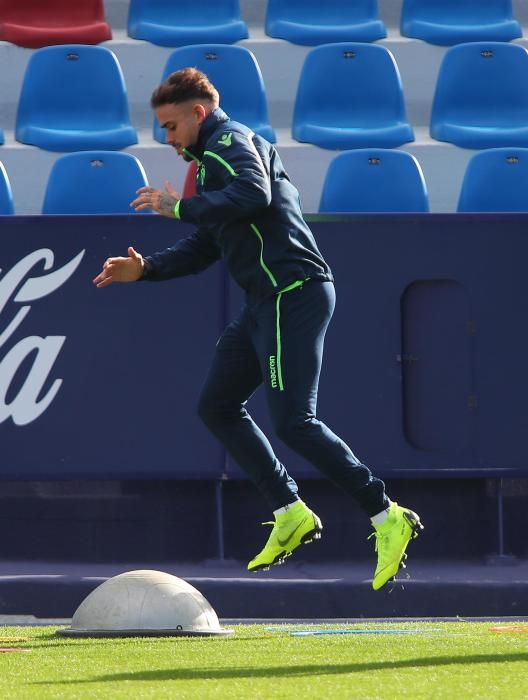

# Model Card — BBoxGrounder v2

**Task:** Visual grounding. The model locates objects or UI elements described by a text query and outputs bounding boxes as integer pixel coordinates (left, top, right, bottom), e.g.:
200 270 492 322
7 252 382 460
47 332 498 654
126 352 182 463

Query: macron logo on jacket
218 132 232 147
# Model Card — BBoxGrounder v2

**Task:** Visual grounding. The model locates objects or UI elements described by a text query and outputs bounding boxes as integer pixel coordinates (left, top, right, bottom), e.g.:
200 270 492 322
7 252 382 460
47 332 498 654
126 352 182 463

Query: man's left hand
131 181 181 217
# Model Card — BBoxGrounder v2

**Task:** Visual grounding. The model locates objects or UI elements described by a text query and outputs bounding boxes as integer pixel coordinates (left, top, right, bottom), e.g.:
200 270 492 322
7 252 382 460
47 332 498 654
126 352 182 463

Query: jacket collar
184 107 229 163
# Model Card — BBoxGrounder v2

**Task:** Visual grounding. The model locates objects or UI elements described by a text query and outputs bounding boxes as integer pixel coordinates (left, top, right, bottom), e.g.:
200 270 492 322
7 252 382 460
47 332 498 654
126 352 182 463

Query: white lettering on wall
0 248 85 426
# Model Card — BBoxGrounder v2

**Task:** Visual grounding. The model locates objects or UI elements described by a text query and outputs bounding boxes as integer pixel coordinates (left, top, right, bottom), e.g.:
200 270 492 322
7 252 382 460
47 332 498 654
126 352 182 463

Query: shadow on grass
28 637 268 650
33 652 528 684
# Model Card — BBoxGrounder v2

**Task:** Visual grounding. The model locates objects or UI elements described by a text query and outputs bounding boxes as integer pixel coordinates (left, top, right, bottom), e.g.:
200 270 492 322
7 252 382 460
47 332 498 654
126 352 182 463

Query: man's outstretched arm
93 227 221 288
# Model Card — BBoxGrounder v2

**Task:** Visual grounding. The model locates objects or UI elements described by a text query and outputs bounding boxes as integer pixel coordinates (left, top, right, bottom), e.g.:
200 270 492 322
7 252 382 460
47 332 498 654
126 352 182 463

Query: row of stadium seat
1 147 526 215
319 147 528 213
4 42 528 152
0 0 524 48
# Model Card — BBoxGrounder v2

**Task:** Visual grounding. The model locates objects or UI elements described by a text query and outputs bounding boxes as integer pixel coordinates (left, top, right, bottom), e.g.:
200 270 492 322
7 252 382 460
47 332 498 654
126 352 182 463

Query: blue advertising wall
1 214 527 480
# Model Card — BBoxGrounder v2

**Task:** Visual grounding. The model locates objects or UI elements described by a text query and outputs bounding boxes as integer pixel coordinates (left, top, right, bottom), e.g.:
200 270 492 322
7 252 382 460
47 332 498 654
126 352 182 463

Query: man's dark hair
151 68 219 109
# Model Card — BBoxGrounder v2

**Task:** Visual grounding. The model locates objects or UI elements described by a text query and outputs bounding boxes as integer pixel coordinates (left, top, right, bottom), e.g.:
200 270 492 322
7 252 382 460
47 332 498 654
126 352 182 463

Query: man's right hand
93 246 144 288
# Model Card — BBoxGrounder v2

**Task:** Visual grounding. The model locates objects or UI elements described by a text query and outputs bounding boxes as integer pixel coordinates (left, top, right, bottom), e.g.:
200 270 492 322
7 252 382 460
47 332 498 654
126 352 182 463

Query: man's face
155 101 208 160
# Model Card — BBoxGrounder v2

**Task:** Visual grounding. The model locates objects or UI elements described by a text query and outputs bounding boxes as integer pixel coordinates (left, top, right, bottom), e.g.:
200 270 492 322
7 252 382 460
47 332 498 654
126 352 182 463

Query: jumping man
93 68 423 590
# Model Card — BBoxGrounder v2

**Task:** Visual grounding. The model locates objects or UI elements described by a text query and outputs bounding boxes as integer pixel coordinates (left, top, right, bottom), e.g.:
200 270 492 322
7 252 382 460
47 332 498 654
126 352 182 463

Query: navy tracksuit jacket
143 108 388 515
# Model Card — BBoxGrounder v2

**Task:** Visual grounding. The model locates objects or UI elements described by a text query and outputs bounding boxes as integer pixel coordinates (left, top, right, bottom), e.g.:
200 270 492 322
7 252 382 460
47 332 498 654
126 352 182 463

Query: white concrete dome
57 570 233 637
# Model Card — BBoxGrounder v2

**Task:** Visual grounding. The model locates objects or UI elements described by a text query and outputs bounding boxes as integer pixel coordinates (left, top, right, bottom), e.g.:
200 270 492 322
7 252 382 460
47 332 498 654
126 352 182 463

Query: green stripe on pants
274 279 308 391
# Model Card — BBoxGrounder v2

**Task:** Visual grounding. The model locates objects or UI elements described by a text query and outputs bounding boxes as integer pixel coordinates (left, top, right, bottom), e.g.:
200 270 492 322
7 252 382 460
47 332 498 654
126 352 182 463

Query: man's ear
194 103 208 124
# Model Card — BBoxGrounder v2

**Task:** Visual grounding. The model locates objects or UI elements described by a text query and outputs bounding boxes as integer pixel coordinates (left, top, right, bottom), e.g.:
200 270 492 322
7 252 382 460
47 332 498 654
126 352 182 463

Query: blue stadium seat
153 45 275 144
128 0 248 46
292 44 414 150
15 45 137 152
457 148 528 212
42 151 149 214
401 0 522 46
0 161 14 214
431 43 528 149
319 149 429 213
265 0 386 45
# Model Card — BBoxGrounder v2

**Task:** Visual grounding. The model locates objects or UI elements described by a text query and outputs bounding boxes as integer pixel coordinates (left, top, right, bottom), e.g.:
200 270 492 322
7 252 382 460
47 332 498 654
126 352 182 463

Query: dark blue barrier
227 214 528 478
1 214 527 480
0 215 224 479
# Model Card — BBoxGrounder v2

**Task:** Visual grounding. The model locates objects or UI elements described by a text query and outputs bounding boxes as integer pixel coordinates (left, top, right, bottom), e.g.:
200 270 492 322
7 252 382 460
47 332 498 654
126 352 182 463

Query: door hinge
468 395 478 409
467 320 477 336
396 354 418 364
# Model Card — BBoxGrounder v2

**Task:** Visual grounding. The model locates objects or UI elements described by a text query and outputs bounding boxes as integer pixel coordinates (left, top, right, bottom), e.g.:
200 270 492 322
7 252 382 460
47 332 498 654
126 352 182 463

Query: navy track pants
197 279 389 516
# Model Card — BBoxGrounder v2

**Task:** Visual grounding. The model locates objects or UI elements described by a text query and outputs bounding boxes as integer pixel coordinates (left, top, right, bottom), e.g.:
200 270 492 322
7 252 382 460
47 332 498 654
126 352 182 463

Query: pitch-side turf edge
2 615 528 627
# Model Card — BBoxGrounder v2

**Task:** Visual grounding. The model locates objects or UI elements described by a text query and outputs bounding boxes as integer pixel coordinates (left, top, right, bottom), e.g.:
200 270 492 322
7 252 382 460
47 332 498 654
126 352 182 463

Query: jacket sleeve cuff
174 199 182 219
139 256 153 281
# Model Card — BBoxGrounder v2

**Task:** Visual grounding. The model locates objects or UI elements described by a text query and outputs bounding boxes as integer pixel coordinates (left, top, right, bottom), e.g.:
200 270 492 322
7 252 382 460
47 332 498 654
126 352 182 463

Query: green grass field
1 622 528 699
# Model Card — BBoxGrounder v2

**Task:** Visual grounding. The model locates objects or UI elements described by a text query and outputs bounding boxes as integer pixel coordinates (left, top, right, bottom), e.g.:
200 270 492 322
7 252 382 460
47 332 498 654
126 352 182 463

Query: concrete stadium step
0 127 475 214
1 2 528 215
3 30 528 130
102 0 528 32
0 560 527 618
0 31 448 129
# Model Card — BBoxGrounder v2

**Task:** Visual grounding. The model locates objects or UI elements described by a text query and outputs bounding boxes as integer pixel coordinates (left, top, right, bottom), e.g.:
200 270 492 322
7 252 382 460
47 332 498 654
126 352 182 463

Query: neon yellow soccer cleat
370 502 423 591
247 500 322 572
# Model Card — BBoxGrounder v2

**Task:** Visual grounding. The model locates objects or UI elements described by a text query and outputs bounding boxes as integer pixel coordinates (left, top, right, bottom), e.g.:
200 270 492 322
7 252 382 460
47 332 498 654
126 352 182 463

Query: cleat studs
253 519 324 572
301 529 322 544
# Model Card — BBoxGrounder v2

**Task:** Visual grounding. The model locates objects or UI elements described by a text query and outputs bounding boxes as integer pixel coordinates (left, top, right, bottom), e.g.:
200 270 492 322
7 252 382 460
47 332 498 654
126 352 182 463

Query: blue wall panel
1 214 527 480
0 215 224 479
227 214 528 478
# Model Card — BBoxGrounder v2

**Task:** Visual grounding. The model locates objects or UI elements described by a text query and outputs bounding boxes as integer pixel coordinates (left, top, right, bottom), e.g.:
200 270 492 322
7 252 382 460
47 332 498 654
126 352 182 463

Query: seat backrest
401 1 522 45
16 45 132 130
42 151 149 214
266 0 382 24
402 0 517 24
0 161 14 214
154 45 275 143
0 0 107 22
293 44 408 127
265 0 386 44
319 149 429 213
128 0 243 24
431 42 528 127
457 148 528 212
